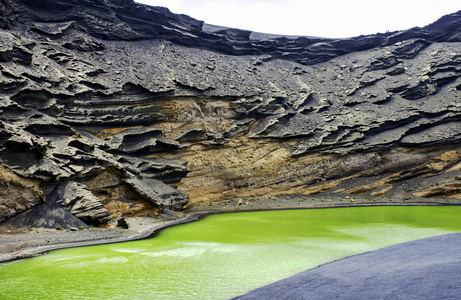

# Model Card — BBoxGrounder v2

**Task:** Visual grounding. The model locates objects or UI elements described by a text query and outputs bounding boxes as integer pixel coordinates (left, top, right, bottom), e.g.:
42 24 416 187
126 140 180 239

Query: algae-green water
1 206 461 299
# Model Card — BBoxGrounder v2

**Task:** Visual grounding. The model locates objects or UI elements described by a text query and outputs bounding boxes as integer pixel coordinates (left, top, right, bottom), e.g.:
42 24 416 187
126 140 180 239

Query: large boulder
126 178 189 209
48 182 111 224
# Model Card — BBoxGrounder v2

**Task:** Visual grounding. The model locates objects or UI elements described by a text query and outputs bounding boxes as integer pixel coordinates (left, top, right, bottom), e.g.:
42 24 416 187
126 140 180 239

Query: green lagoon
1 206 461 299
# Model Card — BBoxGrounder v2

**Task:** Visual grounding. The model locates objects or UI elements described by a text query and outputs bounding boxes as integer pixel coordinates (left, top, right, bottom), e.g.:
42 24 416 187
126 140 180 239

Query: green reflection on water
1 206 461 299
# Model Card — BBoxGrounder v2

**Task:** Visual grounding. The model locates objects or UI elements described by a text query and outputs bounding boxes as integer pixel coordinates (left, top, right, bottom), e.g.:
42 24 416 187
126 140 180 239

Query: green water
1 206 461 299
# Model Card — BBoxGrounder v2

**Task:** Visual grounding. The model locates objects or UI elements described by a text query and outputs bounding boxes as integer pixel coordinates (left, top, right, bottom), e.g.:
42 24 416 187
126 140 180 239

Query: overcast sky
135 0 460 38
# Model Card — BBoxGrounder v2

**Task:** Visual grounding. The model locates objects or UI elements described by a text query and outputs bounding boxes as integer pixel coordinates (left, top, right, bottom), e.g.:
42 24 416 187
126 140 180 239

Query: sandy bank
235 232 461 299
0 212 206 263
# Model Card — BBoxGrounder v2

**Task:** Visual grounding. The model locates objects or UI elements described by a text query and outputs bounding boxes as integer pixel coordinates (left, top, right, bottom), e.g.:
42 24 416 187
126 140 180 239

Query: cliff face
1 0 461 225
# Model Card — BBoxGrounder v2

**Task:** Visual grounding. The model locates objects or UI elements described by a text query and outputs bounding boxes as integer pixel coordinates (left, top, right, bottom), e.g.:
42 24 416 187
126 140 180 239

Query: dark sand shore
0 212 207 263
0 194 458 263
235 232 461 300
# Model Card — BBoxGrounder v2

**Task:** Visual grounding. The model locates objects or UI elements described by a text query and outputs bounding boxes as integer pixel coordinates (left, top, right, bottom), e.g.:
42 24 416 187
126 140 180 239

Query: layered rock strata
48 182 111 224
1 0 461 225
0 164 42 223
2 191 88 229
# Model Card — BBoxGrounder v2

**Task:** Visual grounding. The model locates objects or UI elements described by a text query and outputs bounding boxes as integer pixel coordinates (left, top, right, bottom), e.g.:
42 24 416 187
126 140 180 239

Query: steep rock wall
1 0 461 222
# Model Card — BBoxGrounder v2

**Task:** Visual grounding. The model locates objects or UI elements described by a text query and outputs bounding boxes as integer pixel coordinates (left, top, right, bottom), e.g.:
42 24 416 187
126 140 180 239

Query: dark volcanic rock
3 190 88 229
48 182 110 224
125 178 189 209
1 0 461 217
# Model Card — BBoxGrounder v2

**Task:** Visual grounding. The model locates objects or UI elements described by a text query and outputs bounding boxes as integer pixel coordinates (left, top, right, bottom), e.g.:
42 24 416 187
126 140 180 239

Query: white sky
135 0 460 38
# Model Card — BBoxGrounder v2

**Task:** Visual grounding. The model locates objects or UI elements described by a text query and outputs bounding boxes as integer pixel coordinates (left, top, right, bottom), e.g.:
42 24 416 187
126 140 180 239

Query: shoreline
0 211 209 263
1 195 459 264
235 232 461 299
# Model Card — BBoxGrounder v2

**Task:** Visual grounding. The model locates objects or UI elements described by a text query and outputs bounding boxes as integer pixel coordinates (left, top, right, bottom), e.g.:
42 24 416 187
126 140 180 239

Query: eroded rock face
0 164 42 222
1 0 461 221
48 182 110 225
126 178 189 210
87 170 162 218
2 191 88 229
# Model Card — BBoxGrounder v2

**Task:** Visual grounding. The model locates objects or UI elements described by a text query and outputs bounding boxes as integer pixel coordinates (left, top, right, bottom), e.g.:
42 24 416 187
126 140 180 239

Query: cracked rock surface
49 182 111 225
1 0 461 225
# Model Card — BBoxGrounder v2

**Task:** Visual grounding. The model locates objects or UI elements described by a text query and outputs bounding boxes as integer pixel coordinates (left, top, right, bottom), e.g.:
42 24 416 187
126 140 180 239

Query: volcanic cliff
1 0 461 227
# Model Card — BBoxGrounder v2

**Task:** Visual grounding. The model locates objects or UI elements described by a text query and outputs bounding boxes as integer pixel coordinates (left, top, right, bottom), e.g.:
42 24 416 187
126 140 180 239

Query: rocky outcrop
0 164 42 222
87 169 162 218
126 178 189 209
1 0 461 223
4 0 461 66
47 182 110 225
2 191 88 229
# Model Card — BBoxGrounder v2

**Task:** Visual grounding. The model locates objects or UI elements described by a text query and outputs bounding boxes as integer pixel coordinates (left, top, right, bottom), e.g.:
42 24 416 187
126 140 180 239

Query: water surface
1 206 461 299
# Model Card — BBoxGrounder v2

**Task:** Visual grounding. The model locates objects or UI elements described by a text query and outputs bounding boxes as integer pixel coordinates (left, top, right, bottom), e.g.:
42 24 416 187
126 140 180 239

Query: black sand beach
236 232 461 299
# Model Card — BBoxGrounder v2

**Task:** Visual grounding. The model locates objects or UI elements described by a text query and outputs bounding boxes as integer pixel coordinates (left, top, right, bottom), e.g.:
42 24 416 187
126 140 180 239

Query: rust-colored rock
0 164 42 223
87 170 161 218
